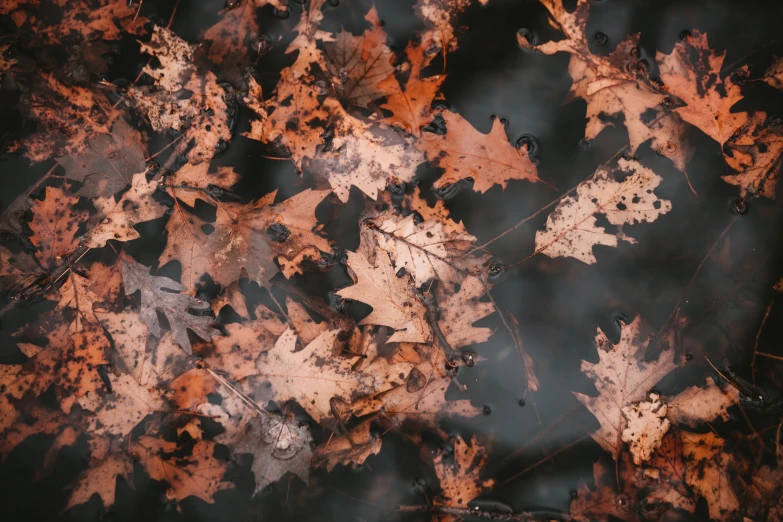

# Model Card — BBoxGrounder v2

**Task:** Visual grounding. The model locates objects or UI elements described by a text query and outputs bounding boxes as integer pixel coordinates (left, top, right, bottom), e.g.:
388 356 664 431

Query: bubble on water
488 260 505 281
685 353 693 361
224 0 240 10
729 197 748 215
518 399 526 407
515 134 539 157
679 30 692 41
578 138 591 150
462 352 475 367
594 32 608 46
483 404 492 415
328 0 339 6
146 159 160 173
432 181 462 201
208 185 224 198
250 34 271 55
516 28 539 52
660 96 674 109
315 80 329 97
274 5 291 19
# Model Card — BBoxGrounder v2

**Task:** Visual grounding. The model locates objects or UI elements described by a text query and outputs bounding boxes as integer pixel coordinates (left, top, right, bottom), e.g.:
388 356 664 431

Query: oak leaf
337 250 429 343
418 109 541 193
535 158 672 264
620 392 670 465
722 112 783 198
29 186 90 269
83 374 164 439
234 412 313 494
255 328 413 422
574 316 678 460
665 377 738 427
133 436 233 503
66 453 133 510
656 30 747 145
433 435 494 508
129 27 232 164
313 419 381 471
122 258 218 354
55 119 147 198
324 7 395 108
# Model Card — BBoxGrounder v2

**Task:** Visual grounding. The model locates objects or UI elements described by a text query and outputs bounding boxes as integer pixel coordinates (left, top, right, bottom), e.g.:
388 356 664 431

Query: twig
751 300 774 385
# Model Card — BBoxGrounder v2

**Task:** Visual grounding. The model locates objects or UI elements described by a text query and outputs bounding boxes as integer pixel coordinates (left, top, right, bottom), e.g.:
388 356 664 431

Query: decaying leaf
66 453 133 510
234 412 313 493
418 109 541 193
575 316 679 460
313 419 382 471
722 112 783 198
122 258 218 353
433 435 494 507
29 186 89 269
621 392 670 465
535 158 672 264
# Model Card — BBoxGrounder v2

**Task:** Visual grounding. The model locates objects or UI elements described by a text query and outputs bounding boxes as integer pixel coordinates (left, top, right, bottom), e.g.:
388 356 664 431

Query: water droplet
628 46 640 60
164 206 174 215
146 159 160 173
274 5 291 19
660 96 674 109
515 134 539 157
490 114 496 121
570 490 578 499
396 267 406 278
266 223 291 242
338 68 349 84
626 60 647 78
594 32 608 46
518 399 526 407
614 313 629 326
208 185 224 198
483 405 492 415
516 28 538 52
462 352 475 367
250 34 271 55
215 138 228 153
685 353 693 361
224 0 240 10
315 80 328 97
386 178 406 196
500 117 509 126
679 30 692 41
488 260 505 280
578 138 591 150
432 181 462 200
729 197 748 215
327 0 339 6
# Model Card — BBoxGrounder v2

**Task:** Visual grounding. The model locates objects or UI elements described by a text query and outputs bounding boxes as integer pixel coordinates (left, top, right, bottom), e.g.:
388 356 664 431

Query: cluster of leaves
0 0 782 520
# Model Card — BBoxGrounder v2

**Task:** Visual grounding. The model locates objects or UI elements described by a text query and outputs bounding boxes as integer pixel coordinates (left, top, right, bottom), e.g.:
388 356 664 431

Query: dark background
2 0 783 520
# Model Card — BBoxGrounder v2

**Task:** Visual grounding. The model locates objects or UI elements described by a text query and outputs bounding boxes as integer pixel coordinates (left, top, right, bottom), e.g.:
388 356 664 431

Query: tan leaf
313 419 381 471
437 276 495 349
433 435 494 507
29 187 89 269
286 297 328 344
666 377 739 427
535 158 672 264
255 328 412 422
169 368 218 410
418 109 541 193
338 250 430 344
575 316 679 459
621 392 670 465
722 112 783 198
211 281 250 319
203 317 280 381
133 437 233 503
129 27 231 164
380 43 445 136
324 7 396 108
66 453 133 510
83 374 164 437
656 30 747 145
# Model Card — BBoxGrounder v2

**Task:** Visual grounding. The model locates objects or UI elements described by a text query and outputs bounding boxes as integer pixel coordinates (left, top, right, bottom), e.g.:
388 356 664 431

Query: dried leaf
723 112 783 198
535 158 672 264
29 187 89 269
433 435 494 507
66 453 133 510
313 419 381 471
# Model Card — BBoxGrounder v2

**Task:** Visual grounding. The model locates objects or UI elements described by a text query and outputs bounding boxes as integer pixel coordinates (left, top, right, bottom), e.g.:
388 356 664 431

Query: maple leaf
29 187 89 270
55 119 147 198
338 250 430 343
324 7 396 108
129 27 232 164
254 328 413 422
133 436 233 503
307 100 425 202
722 112 783 198
379 43 445 136
66 453 133 510
574 316 679 460
234 412 313 494
656 30 747 145
313 419 382 472
433 435 494 508
418 109 541 193
21 71 118 163
87 171 166 247
83 374 164 439
159 186 331 289
122 258 218 354
203 314 282 381
534 158 672 264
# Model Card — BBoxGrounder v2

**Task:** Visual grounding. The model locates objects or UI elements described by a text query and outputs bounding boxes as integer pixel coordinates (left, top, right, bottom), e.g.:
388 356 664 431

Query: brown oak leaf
66 453 133 510
29 186 89 269
433 435 494 508
418 109 541 193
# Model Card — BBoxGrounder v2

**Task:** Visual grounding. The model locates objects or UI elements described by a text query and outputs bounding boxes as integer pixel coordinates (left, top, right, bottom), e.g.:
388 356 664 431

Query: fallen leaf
29 187 89 269
433 435 494 507
313 419 381 471
122 258 218 353
723 112 783 198
535 158 672 264
66 453 133 510
621 392 670 465
418 109 541 193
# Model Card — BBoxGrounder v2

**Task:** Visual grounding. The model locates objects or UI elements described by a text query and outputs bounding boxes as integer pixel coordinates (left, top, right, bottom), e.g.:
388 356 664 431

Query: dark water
2 0 783 521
